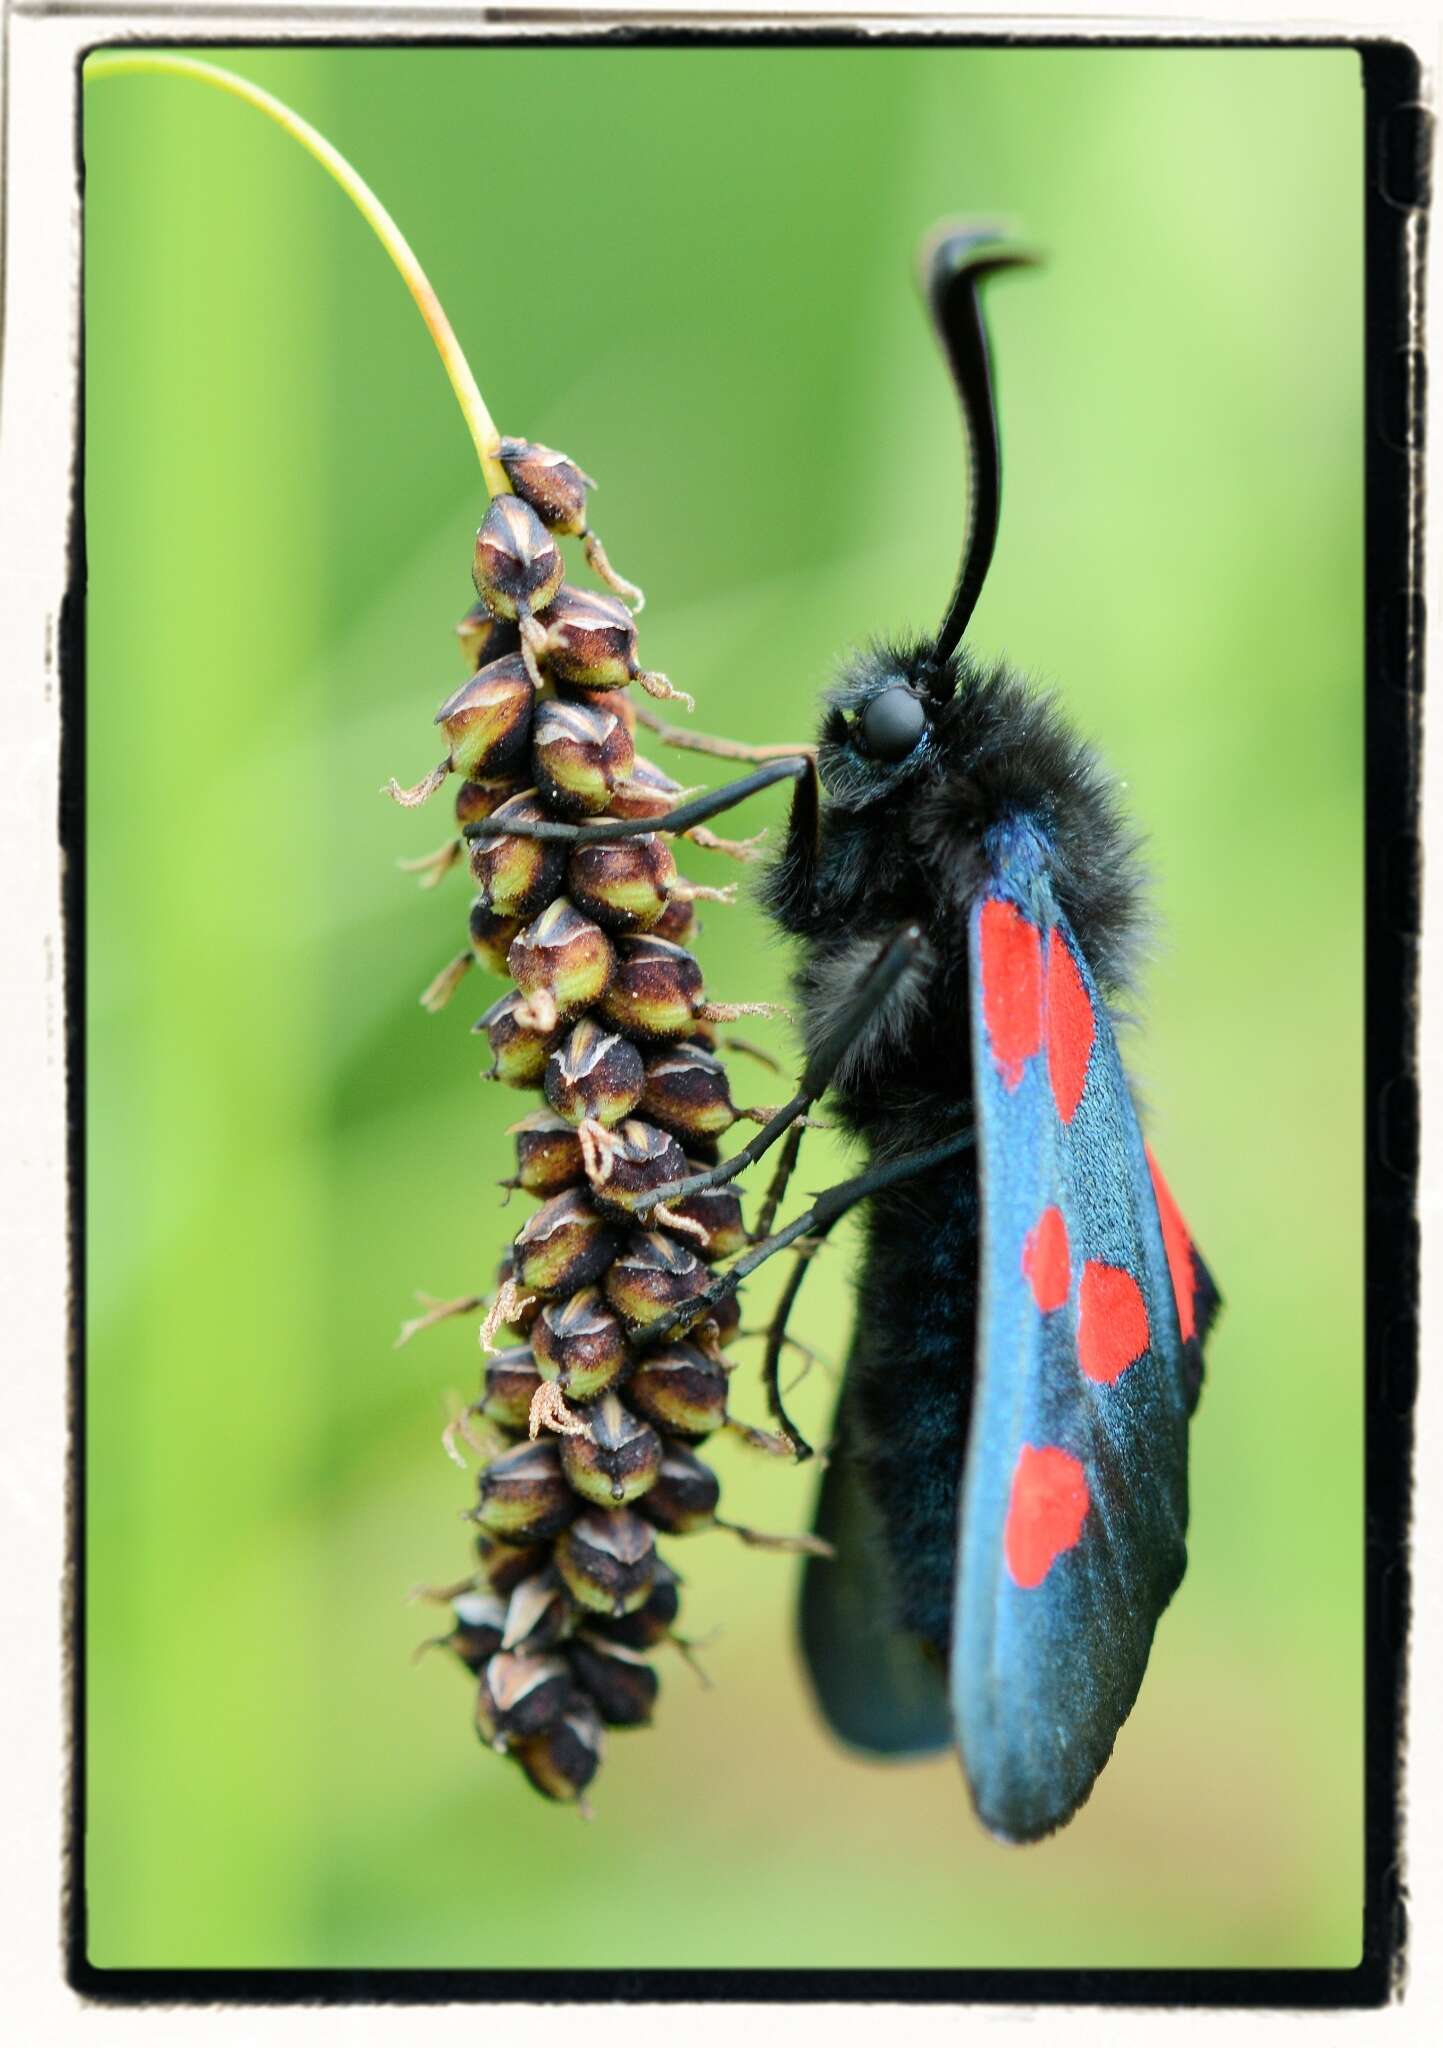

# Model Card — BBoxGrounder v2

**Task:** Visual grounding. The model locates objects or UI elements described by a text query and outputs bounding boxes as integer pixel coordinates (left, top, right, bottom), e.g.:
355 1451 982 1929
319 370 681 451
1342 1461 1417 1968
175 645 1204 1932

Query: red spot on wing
1022 1205 1071 1312
1078 1261 1150 1384
978 898 1043 1090
1146 1146 1197 1345
1004 1445 1090 1589
1045 929 1094 1124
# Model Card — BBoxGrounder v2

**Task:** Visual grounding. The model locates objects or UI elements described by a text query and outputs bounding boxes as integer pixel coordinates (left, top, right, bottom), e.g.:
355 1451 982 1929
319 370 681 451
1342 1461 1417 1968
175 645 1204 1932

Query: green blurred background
83 44 1364 1971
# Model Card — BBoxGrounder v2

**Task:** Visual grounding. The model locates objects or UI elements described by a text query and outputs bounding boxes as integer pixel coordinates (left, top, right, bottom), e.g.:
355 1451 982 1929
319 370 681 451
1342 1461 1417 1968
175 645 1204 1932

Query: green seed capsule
456 601 521 672
498 438 592 536
483 1651 574 1742
568 1635 660 1728
443 1590 508 1672
539 585 639 692
604 1229 707 1332
478 1344 544 1432
638 1444 721 1535
510 1110 586 1198
508 899 616 1029
473 495 565 620
530 1287 628 1401
469 794 568 921
513 1189 619 1299
639 1043 739 1141
531 698 634 818
468 898 523 976
554 1509 658 1616
624 1343 730 1440
474 989 563 1087
434 653 535 781
543 1019 645 1129
651 893 699 949
474 1528 539 1596
608 756 683 822
474 1440 577 1542
455 773 527 829
500 1569 575 1655
660 1181 747 1261
559 1393 662 1508
592 1561 681 1649
567 834 677 934
515 1694 603 1802
587 1119 688 1220
597 936 705 1042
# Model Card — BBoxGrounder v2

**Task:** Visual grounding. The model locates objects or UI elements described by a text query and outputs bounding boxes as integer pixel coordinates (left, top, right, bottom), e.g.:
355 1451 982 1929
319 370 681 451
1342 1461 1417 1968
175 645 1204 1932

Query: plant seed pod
604 1229 707 1332
512 1189 619 1299
585 1119 688 1220
591 1559 683 1649
478 1343 545 1433
508 900 615 1030
543 1019 645 1129
475 989 563 1087
473 1440 577 1543
554 1509 658 1616
538 585 639 692
530 1287 628 1401
510 1110 586 1198
559 1392 662 1508
498 438 593 535
660 1181 747 1261
566 835 677 934
638 1443 722 1535
456 600 521 672
455 773 527 829
434 654 535 781
441 1590 508 1672
473 494 564 620
515 1694 604 1803
568 1635 660 1728
501 1568 575 1654
596 936 705 1042
483 1651 574 1742
474 1528 539 1596
468 898 524 976
495 1251 542 1336
531 698 634 818
469 794 567 919
639 1043 739 1142
608 756 683 822
624 1342 730 1441
651 893 699 949
708 1286 742 1347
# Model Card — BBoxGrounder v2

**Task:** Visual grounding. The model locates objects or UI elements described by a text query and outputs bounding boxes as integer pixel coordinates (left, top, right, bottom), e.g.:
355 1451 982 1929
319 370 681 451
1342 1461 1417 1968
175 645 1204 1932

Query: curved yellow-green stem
85 52 512 499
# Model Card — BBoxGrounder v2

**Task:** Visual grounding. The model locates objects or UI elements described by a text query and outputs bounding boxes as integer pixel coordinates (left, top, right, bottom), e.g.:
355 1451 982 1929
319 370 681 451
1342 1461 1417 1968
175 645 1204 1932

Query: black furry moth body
758 229 1221 1843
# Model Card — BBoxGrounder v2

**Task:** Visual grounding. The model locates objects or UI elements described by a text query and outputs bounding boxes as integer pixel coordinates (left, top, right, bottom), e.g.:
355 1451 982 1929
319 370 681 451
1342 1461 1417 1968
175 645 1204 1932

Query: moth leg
638 1128 975 1448
759 1208 843 1458
751 1120 806 1243
462 757 813 848
634 920 927 1216
632 699 817 766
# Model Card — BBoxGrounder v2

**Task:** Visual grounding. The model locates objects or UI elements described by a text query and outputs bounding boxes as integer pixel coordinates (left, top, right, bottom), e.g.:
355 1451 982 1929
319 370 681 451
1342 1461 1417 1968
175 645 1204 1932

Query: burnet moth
461 222 1221 1838
750 226 1223 1843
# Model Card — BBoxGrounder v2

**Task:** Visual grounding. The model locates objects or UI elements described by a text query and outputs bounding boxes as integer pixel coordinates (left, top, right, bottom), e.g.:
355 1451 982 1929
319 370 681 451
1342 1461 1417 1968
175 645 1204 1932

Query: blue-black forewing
954 853 1205 1841
800 1370 952 1757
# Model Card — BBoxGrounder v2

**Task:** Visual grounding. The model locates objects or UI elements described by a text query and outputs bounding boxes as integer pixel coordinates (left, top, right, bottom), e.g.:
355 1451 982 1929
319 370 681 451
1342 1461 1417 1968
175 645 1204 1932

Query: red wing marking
1146 1146 1197 1345
1045 929 1094 1124
1022 1205 1071 1313
1077 1261 1150 1385
979 899 1043 1090
1004 1444 1090 1589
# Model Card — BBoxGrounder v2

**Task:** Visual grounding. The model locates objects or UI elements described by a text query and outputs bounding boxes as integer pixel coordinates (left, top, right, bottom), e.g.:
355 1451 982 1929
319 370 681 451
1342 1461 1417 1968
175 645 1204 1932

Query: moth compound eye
859 685 928 762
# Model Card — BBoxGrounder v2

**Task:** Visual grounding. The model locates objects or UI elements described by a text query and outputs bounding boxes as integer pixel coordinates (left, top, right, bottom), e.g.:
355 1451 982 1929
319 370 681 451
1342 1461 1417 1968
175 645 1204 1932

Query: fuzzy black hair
764 636 1150 1004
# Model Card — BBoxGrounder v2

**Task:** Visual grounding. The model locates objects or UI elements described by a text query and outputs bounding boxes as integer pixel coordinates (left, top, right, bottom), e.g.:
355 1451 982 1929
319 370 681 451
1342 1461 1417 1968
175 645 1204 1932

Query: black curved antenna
921 224 1039 681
